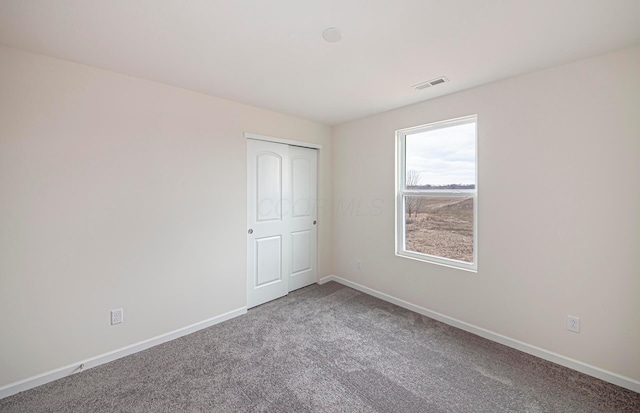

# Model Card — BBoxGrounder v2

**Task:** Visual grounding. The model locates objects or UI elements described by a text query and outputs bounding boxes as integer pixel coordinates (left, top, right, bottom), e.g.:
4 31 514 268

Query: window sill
396 250 477 273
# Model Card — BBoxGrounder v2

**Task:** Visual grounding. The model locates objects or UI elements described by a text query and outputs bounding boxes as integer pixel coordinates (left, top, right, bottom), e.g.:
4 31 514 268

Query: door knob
313 220 317 225
248 229 253 234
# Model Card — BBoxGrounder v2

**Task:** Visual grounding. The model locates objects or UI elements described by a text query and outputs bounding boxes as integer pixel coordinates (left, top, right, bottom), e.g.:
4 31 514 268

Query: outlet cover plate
111 308 123 325
567 315 580 333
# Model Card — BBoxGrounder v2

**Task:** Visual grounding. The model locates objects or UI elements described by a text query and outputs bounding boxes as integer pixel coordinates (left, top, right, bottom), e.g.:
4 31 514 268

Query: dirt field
405 197 474 263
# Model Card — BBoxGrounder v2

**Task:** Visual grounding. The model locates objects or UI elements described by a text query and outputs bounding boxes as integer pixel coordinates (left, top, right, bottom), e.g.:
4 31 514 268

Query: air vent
413 76 449 90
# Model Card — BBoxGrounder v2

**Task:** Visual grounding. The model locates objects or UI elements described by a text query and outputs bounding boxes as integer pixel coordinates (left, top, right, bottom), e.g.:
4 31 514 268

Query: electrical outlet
111 308 123 325
567 315 580 333
356 260 362 270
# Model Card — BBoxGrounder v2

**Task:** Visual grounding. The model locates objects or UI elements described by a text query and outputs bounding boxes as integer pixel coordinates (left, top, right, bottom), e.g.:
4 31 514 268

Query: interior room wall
331 46 640 384
0 45 332 389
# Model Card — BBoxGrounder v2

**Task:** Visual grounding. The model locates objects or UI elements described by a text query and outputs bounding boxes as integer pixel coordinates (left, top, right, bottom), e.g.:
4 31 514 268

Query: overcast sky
406 122 476 186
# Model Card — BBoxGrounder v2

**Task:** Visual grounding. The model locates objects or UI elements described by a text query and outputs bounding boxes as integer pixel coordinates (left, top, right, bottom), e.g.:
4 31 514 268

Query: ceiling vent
413 76 449 90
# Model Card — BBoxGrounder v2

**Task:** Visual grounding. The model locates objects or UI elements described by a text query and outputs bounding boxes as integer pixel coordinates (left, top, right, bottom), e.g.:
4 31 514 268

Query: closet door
288 146 317 291
247 140 290 308
247 140 318 308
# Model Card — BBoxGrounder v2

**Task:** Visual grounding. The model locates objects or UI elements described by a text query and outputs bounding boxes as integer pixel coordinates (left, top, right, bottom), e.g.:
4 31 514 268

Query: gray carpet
1 281 639 412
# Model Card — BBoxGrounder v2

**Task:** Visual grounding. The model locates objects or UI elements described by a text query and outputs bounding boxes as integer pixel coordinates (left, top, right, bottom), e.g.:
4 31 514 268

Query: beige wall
332 46 640 382
0 45 332 387
1 42 639 391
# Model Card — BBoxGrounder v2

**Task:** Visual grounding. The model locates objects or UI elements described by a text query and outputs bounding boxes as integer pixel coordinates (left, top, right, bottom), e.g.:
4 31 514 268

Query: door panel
256 153 282 222
291 230 311 274
247 140 289 308
292 157 312 217
288 146 317 292
255 236 282 286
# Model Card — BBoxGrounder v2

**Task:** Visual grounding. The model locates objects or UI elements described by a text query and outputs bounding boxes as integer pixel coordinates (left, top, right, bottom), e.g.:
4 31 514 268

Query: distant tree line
407 184 475 190
405 170 474 217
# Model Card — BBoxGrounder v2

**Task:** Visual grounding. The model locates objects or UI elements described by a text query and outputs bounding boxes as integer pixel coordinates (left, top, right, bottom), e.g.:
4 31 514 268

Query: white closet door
247 140 318 308
288 146 317 291
247 140 290 308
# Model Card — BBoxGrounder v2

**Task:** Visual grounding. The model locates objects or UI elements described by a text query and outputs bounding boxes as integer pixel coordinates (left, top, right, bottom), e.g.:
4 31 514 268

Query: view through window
397 116 477 270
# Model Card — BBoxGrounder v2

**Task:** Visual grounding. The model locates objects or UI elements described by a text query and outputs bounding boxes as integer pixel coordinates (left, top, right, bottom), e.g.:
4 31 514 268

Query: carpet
1 281 638 412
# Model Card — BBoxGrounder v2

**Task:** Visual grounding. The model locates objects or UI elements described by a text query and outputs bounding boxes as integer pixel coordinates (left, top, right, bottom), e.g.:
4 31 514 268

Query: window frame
395 115 478 272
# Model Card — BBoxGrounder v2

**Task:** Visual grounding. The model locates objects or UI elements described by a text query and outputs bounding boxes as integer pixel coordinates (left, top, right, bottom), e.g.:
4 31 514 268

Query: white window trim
395 115 478 272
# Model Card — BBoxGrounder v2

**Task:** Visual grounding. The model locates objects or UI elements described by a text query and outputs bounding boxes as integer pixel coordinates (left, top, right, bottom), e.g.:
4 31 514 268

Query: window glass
397 116 477 271
405 122 476 189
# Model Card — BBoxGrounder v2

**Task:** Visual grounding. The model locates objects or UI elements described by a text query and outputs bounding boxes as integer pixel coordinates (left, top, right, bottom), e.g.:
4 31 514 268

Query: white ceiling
1 1 640 125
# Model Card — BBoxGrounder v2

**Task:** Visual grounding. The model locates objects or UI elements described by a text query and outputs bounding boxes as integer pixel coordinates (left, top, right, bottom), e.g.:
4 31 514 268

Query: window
396 115 477 271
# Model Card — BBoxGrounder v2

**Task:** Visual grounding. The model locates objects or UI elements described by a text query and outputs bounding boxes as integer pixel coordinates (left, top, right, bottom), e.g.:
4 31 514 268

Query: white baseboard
0 307 247 400
318 275 640 394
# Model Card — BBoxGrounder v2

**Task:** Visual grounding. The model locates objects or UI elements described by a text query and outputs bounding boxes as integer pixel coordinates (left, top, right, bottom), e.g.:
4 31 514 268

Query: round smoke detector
322 27 343 43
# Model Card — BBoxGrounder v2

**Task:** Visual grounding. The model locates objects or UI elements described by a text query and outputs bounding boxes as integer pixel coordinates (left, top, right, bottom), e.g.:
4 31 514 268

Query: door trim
244 132 322 150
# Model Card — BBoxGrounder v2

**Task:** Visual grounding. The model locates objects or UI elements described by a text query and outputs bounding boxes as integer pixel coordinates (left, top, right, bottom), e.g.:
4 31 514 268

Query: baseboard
0 306 247 400
318 275 640 394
